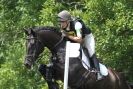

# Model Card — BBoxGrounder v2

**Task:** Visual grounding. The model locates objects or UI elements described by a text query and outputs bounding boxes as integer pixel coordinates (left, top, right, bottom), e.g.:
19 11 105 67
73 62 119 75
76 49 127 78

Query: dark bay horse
24 26 132 89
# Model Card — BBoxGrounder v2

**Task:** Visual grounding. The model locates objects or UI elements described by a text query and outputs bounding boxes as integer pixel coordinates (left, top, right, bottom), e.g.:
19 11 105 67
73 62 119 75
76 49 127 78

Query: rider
57 10 102 80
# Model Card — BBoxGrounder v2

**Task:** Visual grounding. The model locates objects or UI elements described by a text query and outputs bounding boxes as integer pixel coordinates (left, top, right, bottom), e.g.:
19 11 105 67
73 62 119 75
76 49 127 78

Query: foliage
0 0 133 89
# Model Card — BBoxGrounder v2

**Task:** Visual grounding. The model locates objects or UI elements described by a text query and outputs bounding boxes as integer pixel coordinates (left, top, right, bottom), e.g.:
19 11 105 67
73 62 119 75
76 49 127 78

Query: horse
24 26 132 89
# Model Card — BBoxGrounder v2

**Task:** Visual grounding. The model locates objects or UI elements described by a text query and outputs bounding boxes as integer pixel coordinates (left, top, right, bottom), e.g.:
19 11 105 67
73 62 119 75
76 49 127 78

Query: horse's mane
33 26 60 34
28 26 61 36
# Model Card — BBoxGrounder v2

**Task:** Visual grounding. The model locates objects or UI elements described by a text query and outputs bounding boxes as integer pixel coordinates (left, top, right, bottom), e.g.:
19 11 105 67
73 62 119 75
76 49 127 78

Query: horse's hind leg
38 64 59 89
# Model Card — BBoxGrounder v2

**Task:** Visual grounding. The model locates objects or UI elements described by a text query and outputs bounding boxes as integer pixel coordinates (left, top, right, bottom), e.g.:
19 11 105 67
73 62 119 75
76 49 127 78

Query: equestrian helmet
58 10 71 21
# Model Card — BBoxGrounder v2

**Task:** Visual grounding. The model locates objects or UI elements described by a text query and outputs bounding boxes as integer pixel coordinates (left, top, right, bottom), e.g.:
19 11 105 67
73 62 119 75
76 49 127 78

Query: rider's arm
66 22 83 43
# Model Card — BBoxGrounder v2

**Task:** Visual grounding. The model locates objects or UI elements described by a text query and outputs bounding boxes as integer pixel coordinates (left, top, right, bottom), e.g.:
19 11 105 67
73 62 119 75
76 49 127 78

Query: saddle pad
82 49 108 76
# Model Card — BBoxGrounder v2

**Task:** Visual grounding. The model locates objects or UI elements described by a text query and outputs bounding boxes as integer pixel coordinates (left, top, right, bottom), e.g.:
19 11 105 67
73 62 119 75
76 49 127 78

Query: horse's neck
39 30 62 50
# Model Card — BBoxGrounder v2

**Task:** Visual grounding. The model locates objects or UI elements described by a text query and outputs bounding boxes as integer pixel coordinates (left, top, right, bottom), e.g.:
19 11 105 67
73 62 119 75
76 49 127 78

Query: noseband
25 37 40 60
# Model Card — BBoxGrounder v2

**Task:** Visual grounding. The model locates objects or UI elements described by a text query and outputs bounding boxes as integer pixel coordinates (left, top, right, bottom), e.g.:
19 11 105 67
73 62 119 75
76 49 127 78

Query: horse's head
24 26 64 69
24 28 44 69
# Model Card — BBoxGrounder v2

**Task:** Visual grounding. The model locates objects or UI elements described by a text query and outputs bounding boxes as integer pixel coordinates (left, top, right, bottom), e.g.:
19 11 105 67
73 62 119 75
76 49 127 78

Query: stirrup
90 68 98 73
96 72 103 81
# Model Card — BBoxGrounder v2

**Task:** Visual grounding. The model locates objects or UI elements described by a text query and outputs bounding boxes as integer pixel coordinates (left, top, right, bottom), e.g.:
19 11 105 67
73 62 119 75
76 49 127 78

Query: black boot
90 54 103 80
91 54 100 72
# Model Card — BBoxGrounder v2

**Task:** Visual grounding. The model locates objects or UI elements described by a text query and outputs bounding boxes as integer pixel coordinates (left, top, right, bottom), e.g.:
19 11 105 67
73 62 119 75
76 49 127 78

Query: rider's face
60 21 68 29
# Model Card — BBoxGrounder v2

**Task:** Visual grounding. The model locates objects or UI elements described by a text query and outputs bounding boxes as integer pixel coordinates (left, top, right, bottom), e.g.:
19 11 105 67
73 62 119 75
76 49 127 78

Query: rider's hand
61 30 67 37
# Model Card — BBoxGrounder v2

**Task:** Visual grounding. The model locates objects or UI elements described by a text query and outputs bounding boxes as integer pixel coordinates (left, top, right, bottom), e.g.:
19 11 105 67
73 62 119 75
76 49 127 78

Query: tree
0 0 133 88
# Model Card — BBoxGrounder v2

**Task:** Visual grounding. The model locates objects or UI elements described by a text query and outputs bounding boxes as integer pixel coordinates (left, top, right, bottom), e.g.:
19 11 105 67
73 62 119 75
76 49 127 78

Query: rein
52 36 64 50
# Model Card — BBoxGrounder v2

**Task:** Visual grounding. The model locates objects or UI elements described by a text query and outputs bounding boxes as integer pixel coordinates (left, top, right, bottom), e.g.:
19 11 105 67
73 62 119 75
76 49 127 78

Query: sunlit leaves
0 0 133 88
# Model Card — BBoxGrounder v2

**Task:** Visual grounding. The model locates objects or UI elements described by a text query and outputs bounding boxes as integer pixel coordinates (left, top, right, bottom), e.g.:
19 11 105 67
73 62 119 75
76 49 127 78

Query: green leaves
0 0 133 88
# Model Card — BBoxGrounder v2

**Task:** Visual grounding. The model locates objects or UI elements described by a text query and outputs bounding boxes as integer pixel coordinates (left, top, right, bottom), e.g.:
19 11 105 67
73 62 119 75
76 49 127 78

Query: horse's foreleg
38 64 59 89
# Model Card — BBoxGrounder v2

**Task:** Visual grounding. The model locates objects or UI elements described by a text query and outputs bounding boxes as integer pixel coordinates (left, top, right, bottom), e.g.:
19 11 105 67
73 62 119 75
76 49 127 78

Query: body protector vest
65 18 92 38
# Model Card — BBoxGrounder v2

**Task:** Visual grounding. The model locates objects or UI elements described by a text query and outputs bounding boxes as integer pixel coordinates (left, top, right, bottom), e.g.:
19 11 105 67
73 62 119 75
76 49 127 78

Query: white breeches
83 33 95 57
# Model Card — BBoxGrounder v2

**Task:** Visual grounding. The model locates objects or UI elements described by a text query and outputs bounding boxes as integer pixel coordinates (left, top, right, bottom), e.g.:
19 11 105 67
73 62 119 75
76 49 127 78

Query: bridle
25 34 64 59
52 36 64 50
25 37 40 62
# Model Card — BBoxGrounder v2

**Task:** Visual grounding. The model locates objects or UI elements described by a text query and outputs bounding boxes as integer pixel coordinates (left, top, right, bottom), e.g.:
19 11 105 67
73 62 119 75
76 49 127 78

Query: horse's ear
24 28 35 36
30 28 36 36
24 29 29 35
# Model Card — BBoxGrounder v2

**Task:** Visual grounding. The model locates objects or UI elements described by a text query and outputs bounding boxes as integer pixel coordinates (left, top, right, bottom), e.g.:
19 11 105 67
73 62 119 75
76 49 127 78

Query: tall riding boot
91 54 103 80
91 54 100 72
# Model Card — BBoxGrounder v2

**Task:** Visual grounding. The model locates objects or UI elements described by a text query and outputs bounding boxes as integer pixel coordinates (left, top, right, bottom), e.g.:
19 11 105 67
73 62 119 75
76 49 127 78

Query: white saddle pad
66 42 108 76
